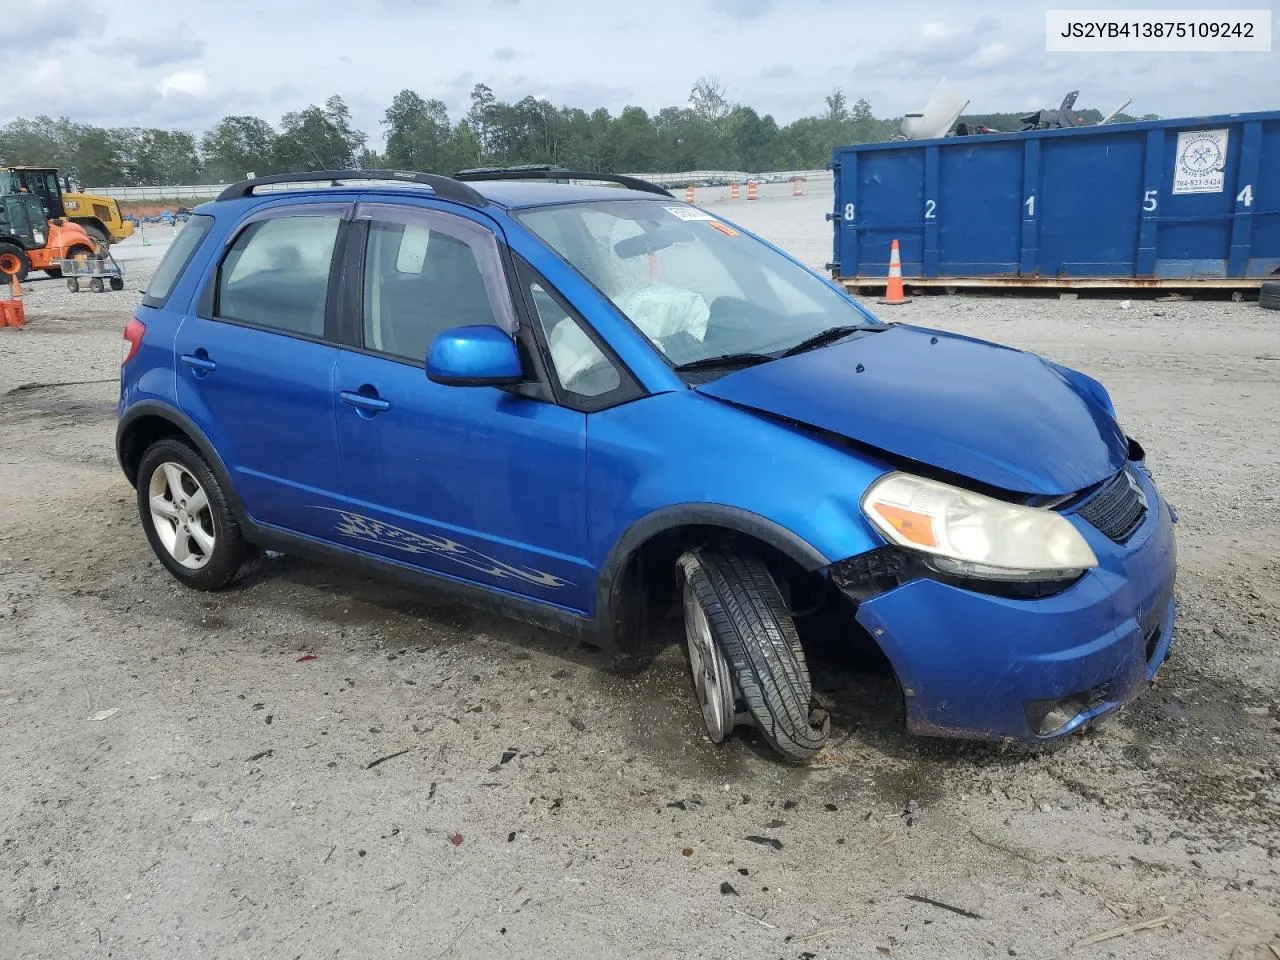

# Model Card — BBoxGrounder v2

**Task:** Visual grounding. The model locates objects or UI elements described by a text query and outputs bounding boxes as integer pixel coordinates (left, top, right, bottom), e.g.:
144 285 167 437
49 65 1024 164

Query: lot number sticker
665 206 717 221
1172 128 1228 194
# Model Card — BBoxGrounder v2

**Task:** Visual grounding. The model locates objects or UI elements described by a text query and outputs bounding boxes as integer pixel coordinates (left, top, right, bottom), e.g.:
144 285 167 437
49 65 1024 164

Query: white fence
86 168 832 201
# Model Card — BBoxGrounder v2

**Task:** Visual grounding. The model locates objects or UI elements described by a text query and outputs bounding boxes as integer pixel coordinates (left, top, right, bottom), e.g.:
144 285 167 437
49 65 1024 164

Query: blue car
115 168 1177 761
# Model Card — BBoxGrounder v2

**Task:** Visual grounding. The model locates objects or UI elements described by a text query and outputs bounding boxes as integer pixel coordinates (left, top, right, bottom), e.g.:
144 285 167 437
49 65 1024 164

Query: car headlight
861 472 1098 582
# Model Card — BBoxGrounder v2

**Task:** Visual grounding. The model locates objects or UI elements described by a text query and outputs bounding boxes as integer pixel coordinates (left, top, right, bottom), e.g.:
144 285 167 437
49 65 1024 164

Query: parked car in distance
115 168 1178 762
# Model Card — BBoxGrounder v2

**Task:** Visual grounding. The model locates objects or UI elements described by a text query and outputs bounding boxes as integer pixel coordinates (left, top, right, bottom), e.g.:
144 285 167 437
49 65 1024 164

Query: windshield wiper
673 352 775 372
779 324 881 358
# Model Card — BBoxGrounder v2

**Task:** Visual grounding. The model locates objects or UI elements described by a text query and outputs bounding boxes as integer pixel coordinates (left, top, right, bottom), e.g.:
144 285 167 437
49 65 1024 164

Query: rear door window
215 214 341 338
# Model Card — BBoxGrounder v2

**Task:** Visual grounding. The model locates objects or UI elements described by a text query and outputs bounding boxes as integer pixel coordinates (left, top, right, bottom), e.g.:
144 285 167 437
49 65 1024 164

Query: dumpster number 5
1143 189 1159 213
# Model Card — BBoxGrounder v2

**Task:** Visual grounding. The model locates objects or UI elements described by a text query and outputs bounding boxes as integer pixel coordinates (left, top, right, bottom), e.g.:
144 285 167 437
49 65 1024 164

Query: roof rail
215 169 488 206
452 167 674 199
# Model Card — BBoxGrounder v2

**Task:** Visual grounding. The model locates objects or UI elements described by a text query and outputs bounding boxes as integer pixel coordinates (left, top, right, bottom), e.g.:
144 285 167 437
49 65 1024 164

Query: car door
175 201 350 538
329 201 624 613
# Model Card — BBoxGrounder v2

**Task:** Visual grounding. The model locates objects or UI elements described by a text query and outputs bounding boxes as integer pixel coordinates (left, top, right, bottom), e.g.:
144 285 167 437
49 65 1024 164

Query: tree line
0 77 1147 187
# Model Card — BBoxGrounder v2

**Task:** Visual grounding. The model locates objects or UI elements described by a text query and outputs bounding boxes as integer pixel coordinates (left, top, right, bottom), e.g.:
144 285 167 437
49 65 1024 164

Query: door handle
181 352 216 374
340 390 391 414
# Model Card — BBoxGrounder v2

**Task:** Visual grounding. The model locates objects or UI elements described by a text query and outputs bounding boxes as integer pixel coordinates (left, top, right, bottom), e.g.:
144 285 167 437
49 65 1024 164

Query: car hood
695 324 1128 496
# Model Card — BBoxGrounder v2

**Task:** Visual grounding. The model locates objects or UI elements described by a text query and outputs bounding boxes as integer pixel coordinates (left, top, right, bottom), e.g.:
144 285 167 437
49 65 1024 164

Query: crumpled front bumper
847 467 1178 741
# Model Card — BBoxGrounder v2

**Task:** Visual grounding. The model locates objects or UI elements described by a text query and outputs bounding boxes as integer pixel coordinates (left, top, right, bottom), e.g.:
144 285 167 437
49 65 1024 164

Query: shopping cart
60 252 124 293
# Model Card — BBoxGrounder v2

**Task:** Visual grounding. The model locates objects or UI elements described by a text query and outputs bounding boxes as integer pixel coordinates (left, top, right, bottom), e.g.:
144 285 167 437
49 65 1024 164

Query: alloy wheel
683 578 736 742
147 461 215 570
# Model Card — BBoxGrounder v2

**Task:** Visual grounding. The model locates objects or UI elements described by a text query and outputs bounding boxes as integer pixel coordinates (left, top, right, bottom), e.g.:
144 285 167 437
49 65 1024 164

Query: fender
115 399 254 533
593 502 831 649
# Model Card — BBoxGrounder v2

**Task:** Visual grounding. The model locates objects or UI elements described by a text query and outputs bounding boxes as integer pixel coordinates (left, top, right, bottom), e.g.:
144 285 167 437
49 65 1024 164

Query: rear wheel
0 243 31 285
677 545 830 761
78 223 110 254
109 276 124 291
136 437 262 591
66 278 79 293
89 277 104 293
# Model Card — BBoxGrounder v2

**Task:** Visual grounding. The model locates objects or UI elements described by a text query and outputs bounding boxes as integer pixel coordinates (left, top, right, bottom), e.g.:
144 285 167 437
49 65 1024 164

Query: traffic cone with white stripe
877 239 911 305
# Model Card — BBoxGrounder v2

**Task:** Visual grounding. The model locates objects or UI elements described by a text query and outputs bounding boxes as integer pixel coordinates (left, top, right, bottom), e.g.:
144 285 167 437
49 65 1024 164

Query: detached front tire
678 545 830 761
136 437 261 590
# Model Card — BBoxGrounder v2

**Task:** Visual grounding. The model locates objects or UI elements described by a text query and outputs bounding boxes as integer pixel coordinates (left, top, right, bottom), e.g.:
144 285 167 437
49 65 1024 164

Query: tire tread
680 544 828 760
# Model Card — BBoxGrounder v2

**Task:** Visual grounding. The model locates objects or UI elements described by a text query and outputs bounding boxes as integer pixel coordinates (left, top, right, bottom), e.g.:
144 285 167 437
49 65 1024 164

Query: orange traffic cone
1 275 25 328
877 239 911 305
730 182 740 200
792 178 804 197
684 184 695 204
747 181 758 201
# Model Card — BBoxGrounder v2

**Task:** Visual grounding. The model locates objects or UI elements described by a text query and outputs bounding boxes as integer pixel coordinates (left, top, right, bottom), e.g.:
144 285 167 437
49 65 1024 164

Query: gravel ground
1 185 1278 960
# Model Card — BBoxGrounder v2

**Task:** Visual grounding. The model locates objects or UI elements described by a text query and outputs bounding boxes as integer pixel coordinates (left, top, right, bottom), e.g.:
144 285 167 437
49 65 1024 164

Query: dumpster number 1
1025 195 1036 216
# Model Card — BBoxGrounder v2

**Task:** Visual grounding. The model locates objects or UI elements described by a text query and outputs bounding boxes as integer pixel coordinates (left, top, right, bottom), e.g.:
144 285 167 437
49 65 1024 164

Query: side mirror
426 324 523 387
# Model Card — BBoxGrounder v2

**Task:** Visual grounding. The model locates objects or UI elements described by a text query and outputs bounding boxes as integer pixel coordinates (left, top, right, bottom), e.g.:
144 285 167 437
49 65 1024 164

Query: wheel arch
117 401 252 531
594 504 831 654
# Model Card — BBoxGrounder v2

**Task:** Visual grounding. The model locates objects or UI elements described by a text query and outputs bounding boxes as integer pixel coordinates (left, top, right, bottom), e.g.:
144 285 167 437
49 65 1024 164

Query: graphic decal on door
313 507 572 588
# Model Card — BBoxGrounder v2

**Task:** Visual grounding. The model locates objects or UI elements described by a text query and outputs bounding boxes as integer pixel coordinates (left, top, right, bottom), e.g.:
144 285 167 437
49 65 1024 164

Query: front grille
1076 467 1147 543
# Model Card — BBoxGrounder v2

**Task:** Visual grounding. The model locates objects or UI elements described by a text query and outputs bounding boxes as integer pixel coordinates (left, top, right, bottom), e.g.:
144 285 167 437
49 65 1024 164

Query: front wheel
0 243 31 284
136 437 261 590
677 545 830 761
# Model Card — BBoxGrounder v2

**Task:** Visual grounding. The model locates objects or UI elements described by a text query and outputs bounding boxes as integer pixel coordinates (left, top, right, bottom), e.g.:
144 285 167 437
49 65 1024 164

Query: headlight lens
861 472 1098 581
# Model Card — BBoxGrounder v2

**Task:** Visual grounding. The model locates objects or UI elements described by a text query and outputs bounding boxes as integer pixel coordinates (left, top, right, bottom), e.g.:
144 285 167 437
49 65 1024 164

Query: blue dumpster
830 109 1280 289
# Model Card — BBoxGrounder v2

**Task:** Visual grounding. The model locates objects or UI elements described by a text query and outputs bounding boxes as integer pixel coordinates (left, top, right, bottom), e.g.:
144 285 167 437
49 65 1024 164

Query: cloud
853 15 1028 82
0 0 91 51
158 69 210 98
494 46 518 61
760 63 794 80
710 0 772 20
116 26 205 68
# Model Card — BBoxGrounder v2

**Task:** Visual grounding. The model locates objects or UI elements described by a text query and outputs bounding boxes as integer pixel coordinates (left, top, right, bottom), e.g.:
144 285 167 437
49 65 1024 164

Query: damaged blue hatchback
116 168 1177 761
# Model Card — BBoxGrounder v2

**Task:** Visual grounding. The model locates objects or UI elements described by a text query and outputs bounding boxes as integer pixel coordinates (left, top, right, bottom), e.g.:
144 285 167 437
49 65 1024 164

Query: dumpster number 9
1143 189 1159 213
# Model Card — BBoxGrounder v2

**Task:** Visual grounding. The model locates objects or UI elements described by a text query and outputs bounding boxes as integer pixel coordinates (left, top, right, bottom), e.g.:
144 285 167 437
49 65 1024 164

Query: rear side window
142 214 213 307
215 214 341 338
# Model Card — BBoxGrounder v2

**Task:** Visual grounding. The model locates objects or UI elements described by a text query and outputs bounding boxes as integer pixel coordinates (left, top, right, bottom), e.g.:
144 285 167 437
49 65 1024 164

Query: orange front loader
0 192 99 284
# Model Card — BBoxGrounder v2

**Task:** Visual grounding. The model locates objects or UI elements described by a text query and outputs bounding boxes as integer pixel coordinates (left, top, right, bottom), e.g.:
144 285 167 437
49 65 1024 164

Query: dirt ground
1 187 1278 959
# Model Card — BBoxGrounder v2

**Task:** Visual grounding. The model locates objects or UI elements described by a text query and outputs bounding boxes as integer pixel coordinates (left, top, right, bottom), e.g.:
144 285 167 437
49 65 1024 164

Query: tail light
122 316 145 365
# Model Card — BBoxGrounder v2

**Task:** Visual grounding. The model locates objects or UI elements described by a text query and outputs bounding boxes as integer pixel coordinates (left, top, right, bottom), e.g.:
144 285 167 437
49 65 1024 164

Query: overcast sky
2 0 1276 142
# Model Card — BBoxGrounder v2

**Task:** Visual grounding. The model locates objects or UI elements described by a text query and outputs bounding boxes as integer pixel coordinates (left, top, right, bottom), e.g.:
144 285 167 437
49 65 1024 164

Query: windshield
515 198 881 368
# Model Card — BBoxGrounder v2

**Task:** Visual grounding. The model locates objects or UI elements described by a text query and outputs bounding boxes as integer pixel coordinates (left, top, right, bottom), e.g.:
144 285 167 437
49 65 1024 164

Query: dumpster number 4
1236 185 1253 207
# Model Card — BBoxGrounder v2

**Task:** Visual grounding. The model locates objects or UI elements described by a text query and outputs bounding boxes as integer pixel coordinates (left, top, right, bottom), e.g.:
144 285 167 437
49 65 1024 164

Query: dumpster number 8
844 203 855 221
